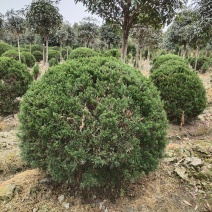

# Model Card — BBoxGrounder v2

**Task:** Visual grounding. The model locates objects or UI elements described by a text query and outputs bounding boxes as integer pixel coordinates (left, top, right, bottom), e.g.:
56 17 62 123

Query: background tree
25 31 35 53
26 0 63 64
77 17 99 48
75 0 186 61
56 29 68 61
5 9 25 62
100 23 121 50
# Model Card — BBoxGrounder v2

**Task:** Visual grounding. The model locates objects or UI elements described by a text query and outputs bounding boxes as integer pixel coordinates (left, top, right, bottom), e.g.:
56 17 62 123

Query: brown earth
0 61 211 212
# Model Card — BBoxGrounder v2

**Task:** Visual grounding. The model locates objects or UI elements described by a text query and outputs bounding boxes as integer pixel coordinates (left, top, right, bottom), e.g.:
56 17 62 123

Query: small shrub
19 56 168 189
151 54 188 72
104 49 121 59
32 63 40 79
32 51 43 62
31 44 43 53
188 56 212 71
70 47 99 59
48 50 60 62
22 52 36 68
49 58 59 67
0 57 32 114
0 41 13 56
150 64 207 123
201 62 209 73
2 50 26 64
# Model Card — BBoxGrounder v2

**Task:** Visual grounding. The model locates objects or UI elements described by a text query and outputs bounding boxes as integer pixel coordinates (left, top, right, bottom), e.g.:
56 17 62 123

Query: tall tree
56 29 68 61
5 9 25 62
77 17 99 48
100 23 121 50
75 0 186 61
26 0 63 64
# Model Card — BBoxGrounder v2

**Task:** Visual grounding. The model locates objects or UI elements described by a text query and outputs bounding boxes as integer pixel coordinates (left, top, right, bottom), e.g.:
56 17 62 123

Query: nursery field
0 63 211 212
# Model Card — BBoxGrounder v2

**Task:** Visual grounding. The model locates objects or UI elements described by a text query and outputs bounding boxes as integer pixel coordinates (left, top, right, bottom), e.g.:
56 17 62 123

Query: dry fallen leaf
204 202 211 211
194 205 198 210
183 200 192 206
189 191 197 198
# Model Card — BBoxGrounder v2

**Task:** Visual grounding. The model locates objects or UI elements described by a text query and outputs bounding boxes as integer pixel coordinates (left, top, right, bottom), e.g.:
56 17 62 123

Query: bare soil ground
0 61 211 212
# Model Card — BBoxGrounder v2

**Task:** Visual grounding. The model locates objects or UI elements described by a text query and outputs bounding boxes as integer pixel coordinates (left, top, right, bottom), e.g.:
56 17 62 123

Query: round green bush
150 64 207 123
19 56 168 189
32 63 40 80
0 41 13 56
69 47 99 59
48 50 60 62
31 44 43 53
201 62 209 73
32 51 43 62
22 52 36 68
104 49 121 59
49 57 59 67
189 56 212 71
0 57 32 114
151 54 188 72
2 50 26 64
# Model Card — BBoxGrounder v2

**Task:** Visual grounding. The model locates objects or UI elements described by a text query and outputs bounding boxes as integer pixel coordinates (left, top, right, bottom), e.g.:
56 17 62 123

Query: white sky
0 0 103 25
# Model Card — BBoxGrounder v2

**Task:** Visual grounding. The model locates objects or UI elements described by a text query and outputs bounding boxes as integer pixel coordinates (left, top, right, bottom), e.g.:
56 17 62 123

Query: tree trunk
147 46 150 61
121 29 129 62
17 34 21 62
182 44 186 59
66 46 69 60
45 37 49 65
140 49 142 63
135 45 139 68
42 44 45 65
194 45 199 71
60 44 62 62
30 43 32 54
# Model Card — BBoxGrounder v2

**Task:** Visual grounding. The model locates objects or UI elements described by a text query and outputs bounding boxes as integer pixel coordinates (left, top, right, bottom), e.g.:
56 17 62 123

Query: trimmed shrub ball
69 47 99 59
0 57 33 114
2 50 26 64
188 56 212 72
151 54 188 72
31 44 43 53
32 51 43 62
49 58 59 67
22 52 36 68
104 49 121 59
0 41 13 56
150 64 207 123
19 56 168 189
48 50 60 62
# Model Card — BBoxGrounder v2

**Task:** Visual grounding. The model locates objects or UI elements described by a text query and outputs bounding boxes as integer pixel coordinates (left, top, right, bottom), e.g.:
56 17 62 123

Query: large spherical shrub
151 54 188 72
69 47 99 59
150 64 207 123
0 41 13 56
31 44 43 53
0 57 33 114
22 52 36 68
32 51 43 62
48 50 60 61
19 56 168 188
104 49 121 59
2 50 26 64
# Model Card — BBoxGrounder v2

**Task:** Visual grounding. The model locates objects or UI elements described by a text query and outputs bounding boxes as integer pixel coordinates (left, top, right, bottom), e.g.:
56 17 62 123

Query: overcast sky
0 0 103 25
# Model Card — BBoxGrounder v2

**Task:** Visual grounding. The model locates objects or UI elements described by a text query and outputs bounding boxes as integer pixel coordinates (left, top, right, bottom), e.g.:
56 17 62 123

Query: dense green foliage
151 54 188 72
48 50 60 62
2 50 26 64
19 56 168 189
104 49 121 59
188 56 212 72
0 41 13 56
150 63 207 123
69 47 99 59
32 63 40 80
49 58 59 67
22 52 36 68
32 50 43 62
31 44 43 53
0 57 32 114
